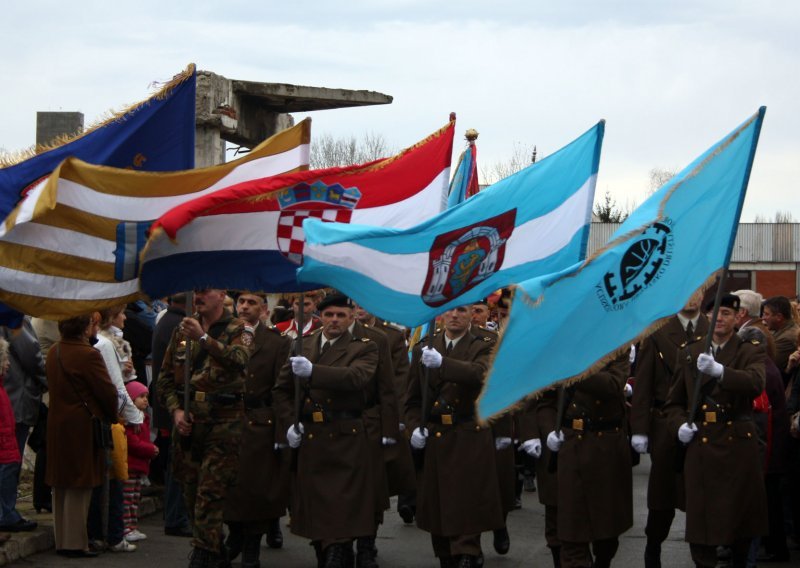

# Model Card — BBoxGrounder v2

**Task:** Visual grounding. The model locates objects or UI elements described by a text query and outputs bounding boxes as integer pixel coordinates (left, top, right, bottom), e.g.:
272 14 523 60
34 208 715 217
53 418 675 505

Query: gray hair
733 289 763 317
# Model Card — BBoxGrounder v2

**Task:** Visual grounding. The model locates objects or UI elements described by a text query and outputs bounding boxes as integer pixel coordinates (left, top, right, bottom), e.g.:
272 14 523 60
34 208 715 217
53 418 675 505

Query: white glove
697 352 723 379
678 422 698 444
290 356 313 378
421 346 443 369
398 422 406 432
631 434 648 454
410 427 428 449
286 423 304 448
381 437 397 446
624 383 633 398
519 438 542 458
546 430 565 453
495 436 513 450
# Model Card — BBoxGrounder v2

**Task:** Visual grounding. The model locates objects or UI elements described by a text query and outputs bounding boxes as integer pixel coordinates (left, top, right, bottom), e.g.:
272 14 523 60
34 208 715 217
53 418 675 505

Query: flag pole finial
465 129 479 144
449 112 456 122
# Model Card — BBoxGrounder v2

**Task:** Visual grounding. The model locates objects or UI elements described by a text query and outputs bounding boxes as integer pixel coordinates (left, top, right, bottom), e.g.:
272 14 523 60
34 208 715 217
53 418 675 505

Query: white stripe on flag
53 144 310 221
144 168 451 260
2 222 115 263
0 266 140 300
303 177 595 296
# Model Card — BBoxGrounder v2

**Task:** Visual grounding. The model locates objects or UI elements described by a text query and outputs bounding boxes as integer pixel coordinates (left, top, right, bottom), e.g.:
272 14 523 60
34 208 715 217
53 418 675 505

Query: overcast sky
2 1 797 221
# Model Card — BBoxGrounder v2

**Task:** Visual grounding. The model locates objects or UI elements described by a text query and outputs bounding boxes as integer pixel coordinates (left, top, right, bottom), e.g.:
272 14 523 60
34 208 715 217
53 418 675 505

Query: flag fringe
0 64 196 169
477 270 721 423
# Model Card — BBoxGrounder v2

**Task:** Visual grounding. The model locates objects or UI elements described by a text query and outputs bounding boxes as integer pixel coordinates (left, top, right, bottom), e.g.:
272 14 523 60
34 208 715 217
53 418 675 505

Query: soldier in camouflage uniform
157 288 252 567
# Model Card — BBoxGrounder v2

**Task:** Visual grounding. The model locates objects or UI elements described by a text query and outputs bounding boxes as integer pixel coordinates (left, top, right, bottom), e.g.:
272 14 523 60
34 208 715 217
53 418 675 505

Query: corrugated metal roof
587 223 800 262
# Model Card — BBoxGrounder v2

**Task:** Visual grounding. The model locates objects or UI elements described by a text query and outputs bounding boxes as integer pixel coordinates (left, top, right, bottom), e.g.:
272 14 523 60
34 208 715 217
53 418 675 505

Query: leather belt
563 417 622 432
177 390 244 406
302 410 362 423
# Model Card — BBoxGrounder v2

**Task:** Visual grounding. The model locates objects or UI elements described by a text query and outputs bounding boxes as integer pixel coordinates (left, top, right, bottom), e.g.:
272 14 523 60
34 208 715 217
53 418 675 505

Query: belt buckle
312 411 324 423
572 418 584 431
195 391 206 402
705 411 717 423
441 414 453 425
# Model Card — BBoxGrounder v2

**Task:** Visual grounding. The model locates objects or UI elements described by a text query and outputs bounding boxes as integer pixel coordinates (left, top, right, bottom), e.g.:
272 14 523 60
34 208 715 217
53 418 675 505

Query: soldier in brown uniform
273 293 379 568
157 289 252 567
630 293 708 567
545 353 633 568
223 293 291 568
664 293 768 568
354 305 418 529
517 388 558 566
406 305 503 568
348 302 401 568
762 295 800 383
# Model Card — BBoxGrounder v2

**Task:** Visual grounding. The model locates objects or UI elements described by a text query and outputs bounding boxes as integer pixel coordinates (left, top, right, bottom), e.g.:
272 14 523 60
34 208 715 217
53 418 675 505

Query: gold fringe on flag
0 63 196 168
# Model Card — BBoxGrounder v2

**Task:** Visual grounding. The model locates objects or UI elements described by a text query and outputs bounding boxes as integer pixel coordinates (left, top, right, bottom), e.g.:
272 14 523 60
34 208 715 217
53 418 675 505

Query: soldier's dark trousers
690 540 750 568
544 505 561 548
644 508 675 544
176 420 242 553
560 537 618 568
431 533 481 558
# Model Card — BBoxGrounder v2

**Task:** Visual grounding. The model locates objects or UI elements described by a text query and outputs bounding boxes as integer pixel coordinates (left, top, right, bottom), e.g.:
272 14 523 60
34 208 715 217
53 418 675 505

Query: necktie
445 341 453 355
321 340 330 356
686 321 694 340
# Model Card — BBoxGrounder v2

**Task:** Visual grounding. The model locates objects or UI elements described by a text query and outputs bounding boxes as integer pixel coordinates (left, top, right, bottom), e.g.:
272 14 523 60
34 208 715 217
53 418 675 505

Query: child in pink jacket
122 381 158 542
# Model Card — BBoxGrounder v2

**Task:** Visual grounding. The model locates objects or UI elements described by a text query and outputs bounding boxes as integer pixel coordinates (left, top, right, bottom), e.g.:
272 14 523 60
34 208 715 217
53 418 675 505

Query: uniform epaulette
382 321 406 333
266 325 282 335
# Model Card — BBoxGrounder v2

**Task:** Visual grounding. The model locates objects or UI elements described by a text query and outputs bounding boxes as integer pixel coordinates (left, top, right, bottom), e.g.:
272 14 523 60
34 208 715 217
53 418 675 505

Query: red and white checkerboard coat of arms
276 181 362 265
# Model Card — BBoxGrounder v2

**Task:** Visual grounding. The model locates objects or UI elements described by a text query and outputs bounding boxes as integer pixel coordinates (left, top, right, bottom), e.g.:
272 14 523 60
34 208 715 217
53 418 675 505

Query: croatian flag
139 120 455 297
297 122 604 328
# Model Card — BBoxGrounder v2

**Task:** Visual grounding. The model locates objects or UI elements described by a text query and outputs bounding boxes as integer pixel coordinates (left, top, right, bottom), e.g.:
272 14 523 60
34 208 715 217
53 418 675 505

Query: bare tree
480 142 536 184
309 132 393 169
648 167 677 195
593 189 632 223
754 211 795 223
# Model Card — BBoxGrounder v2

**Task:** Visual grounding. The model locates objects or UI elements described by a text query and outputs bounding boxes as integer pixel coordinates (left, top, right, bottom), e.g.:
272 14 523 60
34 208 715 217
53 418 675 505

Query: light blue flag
298 122 604 328
478 107 766 419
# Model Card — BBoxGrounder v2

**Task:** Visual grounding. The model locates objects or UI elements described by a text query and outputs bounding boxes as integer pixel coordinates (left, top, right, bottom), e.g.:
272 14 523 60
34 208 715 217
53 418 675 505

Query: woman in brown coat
45 314 119 557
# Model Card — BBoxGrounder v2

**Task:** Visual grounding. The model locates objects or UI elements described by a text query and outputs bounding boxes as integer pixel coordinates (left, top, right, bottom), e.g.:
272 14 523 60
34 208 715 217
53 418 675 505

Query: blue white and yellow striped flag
0 119 311 319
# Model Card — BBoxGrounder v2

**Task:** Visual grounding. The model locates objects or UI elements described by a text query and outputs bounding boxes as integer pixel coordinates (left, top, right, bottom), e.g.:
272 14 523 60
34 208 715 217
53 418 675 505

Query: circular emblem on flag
276 180 361 265
421 209 516 307
597 220 674 312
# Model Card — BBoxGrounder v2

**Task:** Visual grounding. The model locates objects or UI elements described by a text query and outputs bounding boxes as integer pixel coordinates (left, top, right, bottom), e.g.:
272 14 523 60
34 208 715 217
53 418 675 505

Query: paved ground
11 456 800 567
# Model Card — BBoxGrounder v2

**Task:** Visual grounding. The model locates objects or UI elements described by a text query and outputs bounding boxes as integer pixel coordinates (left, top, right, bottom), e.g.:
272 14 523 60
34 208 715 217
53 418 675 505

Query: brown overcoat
273 329 379 541
517 389 559 507
45 339 119 488
405 330 504 537
371 320 416 496
225 323 292 522
553 354 633 543
631 315 707 510
664 334 768 545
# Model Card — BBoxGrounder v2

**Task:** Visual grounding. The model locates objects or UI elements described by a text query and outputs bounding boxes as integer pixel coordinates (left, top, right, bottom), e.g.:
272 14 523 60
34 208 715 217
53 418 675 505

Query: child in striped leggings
123 381 158 543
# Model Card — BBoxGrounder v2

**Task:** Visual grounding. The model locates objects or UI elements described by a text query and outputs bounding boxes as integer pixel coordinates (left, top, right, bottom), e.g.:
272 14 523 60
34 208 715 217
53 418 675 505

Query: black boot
592 558 611 568
549 546 561 568
188 547 218 568
224 522 242 562
266 517 283 549
241 533 262 568
323 543 353 568
493 527 510 555
456 555 479 568
644 541 662 568
356 536 379 568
